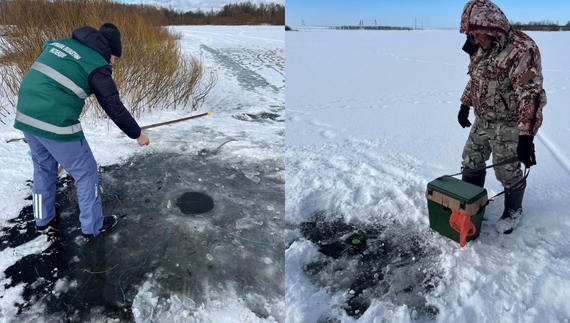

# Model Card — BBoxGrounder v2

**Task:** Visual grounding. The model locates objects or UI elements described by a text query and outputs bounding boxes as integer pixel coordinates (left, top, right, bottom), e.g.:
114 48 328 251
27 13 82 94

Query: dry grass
0 0 216 124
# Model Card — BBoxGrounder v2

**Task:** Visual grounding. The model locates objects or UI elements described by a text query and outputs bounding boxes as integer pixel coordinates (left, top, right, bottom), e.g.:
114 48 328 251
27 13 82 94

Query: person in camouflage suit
457 0 546 234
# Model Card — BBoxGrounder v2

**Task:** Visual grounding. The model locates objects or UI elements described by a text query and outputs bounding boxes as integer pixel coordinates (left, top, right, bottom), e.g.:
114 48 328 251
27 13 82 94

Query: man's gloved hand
458 104 472 128
517 135 536 168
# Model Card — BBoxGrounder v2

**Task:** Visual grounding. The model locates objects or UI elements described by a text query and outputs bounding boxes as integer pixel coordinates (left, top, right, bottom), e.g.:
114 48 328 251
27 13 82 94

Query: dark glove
458 104 472 128
517 135 536 168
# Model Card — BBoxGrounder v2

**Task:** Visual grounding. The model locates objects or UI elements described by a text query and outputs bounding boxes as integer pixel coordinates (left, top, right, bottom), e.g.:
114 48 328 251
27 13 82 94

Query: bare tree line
331 20 570 31
510 20 570 31
160 1 284 25
0 0 284 27
332 25 412 31
285 19 570 32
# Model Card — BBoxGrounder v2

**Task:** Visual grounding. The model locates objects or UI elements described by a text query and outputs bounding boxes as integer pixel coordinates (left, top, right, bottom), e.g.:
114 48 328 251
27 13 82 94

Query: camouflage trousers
461 118 524 189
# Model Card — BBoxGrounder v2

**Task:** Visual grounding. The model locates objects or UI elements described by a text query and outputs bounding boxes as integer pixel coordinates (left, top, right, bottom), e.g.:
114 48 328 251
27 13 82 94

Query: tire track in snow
201 45 280 93
289 91 461 113
178 30 283 48
373 47 462 66
535 132 570 177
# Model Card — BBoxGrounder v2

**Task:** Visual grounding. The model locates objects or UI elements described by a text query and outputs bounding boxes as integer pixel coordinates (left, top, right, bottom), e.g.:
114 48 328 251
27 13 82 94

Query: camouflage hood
460 0 510 48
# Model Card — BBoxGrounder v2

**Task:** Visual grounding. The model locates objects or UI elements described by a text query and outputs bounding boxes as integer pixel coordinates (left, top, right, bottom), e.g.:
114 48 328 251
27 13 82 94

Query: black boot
495 185 525 234
461 168 486 188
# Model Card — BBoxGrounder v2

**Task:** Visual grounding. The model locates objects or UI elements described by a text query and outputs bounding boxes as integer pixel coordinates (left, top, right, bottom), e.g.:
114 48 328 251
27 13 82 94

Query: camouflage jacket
460 0 546 136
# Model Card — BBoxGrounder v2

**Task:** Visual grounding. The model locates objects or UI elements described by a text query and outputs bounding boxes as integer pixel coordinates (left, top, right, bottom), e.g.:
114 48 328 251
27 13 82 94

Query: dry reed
0 0 216 124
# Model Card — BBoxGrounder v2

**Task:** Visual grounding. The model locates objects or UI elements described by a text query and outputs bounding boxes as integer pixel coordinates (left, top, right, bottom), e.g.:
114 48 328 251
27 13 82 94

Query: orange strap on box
449 210 476 247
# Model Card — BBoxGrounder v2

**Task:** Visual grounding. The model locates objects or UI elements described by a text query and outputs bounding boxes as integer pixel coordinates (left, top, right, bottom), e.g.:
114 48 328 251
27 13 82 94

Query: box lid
426 176 488 215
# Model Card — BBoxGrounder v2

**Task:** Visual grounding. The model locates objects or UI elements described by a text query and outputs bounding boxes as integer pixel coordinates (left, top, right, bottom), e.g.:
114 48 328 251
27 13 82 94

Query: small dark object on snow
6 138 27 143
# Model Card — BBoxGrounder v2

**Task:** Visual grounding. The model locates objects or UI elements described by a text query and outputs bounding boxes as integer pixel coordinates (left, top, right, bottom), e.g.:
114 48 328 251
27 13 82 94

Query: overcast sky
286 0 570 28
117 0 284 12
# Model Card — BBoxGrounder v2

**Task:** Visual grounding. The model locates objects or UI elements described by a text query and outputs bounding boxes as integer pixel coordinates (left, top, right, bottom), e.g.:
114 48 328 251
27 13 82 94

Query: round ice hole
176 192 214 214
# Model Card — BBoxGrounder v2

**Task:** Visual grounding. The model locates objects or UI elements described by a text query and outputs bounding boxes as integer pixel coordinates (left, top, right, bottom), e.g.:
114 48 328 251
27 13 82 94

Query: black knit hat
99 23 122 58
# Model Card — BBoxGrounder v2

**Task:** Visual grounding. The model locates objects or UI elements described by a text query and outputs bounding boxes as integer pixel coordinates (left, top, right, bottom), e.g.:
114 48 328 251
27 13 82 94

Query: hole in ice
176 192 214 214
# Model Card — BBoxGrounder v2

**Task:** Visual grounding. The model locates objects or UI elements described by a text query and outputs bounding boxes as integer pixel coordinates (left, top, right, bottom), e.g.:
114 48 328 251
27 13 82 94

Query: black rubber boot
461 168 486 188
82 215 119 239
36 203 62 232
496 185 526 234
504 186 525 212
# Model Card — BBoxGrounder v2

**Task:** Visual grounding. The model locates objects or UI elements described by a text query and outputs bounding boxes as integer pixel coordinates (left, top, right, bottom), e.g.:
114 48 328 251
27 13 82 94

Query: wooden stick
140 112 211 130
56 112 211 175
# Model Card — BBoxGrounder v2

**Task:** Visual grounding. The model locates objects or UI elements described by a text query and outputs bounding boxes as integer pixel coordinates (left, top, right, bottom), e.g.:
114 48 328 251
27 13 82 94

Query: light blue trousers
24 133 103 236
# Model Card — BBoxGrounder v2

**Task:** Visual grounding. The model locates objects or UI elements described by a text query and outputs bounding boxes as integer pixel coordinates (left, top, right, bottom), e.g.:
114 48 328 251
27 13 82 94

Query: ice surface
297 211 440 320
0 149 284 322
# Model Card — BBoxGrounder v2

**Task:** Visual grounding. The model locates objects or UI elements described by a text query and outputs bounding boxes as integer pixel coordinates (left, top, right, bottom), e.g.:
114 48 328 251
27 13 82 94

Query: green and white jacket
15 38 108 141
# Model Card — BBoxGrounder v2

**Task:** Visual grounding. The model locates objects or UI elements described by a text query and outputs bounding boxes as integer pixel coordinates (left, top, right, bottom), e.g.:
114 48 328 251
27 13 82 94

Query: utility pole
302 19 305 26
415 17 417 29
375 19 378 30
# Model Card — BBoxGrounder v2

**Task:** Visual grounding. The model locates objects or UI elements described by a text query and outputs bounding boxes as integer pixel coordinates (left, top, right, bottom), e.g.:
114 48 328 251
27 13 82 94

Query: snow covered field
0 26 284 322
285 29 570 322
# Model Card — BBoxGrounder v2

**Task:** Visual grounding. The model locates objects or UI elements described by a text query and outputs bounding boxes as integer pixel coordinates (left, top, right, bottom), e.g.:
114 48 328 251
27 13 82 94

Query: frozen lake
286 28 570 323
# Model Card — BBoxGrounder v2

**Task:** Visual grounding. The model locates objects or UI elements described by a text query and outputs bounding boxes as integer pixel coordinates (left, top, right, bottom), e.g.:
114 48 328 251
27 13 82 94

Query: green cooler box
425 176 488 244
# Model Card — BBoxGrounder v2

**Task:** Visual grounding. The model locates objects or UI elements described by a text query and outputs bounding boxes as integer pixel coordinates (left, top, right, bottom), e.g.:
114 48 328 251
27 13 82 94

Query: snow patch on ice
132 271 283 323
